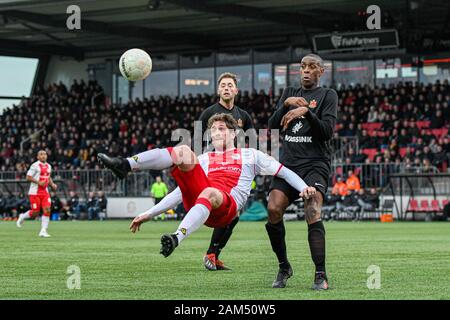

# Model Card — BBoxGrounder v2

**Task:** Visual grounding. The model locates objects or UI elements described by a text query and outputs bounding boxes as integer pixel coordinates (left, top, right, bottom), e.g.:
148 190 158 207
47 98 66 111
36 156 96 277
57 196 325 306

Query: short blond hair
217 72 238 86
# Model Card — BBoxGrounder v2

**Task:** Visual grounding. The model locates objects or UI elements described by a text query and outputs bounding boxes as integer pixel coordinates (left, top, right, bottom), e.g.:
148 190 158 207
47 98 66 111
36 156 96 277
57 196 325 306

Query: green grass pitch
0 220 449 300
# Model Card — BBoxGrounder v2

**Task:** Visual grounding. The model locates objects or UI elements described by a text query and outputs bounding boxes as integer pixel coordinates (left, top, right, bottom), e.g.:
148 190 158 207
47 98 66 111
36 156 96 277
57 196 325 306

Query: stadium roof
0 0 449 60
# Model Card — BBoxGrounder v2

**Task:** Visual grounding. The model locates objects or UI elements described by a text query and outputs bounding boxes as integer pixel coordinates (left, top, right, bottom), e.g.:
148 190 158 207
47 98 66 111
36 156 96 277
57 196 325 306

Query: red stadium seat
407 199 419 212
431 128 448 139
416 121 430 129
431 199 440 212
361 123 383 131
419 200 432 212
442 199 449 208
362 148 377 161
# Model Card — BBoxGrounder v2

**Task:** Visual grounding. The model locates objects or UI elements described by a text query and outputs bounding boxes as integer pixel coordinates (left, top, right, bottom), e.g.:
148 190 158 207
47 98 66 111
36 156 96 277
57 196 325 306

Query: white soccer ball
119 48 152 81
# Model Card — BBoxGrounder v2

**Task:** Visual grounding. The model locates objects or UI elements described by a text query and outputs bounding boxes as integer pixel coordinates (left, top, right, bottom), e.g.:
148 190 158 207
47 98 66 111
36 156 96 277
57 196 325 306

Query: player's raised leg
161 187 224 258
304 193 328 290
98 145 197 178
266 189 292 288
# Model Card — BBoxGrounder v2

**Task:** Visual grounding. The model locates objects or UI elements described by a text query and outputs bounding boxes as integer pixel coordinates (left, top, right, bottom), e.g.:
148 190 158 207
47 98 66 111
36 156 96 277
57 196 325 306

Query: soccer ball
119 48 152 81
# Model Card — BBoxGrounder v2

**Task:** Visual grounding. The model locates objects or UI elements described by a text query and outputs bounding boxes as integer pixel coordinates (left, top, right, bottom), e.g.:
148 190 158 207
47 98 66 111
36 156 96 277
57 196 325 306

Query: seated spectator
358 130 372 149
420 129 434 145
4 194 18 220
403 103 414 119
67 191 82 220
322 188 341 221
15 192 29 216
407 121 420 137
332 175 348 197
87 191 99 220
351 149 368 163
367 105 379 122
422 146 434 163
422 158 434 173
430 110 445 129
355 188 379 220
433 145 447 170
50 192 66 220
342 157 354 174
336 190 359 220
97 191 107 220
346 170 361 192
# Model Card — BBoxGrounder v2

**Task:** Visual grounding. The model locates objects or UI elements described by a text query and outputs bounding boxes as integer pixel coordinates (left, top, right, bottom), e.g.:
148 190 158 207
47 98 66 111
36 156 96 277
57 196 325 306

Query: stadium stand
0 79 449 220
1 80 448 172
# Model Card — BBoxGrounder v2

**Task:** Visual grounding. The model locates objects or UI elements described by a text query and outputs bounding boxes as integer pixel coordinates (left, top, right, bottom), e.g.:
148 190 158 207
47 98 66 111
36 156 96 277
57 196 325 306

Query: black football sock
206 227 226 256
216 216 239 259
121 158 131 172
308 220 326 273
265 221 289 269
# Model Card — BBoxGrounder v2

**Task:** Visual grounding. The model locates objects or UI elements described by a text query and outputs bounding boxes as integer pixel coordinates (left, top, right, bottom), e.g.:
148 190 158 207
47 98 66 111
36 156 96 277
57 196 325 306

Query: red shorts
171 164 237 228
29 194 51 213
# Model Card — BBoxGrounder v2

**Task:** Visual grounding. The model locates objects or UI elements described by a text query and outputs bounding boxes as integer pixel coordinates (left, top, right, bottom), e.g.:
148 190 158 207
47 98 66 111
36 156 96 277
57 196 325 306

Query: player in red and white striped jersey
16 150 57 237
98 114 316 258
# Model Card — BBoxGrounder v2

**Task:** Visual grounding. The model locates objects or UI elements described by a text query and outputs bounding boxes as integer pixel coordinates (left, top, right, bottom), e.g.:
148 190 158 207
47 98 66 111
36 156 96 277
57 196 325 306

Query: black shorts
269 163 329 205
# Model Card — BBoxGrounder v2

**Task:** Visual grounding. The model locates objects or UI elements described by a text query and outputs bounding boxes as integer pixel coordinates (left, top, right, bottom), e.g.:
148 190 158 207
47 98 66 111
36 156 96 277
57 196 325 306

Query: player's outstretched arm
276 166 316 200
254 149 316 199
129 187 182 233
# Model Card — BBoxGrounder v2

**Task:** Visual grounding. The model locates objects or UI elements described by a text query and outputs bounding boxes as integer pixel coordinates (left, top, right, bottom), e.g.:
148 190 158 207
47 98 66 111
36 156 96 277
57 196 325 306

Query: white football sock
22 211 32 220
127 148 173 171
174 204 210 244
41 215 50 231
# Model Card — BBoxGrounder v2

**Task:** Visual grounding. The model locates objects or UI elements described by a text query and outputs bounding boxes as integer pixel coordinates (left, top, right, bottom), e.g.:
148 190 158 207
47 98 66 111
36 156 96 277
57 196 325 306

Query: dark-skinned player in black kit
267 54 338 290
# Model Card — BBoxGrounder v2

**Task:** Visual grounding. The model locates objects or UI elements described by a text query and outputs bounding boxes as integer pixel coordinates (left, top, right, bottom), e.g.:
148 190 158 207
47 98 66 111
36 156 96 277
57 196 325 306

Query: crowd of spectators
335 80 450 172
1 79 448 175
0 190 107 221
322 171 380 221
0 192 28 220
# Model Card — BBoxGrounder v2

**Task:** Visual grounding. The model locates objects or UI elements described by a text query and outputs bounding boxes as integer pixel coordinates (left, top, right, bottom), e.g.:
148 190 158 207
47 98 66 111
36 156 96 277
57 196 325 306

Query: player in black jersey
266 54 338 290
199 72 256 271
199 73 253 135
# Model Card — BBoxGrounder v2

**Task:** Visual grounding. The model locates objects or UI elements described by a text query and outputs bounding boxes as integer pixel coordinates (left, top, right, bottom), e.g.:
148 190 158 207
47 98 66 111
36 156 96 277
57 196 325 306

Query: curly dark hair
207 113 239 130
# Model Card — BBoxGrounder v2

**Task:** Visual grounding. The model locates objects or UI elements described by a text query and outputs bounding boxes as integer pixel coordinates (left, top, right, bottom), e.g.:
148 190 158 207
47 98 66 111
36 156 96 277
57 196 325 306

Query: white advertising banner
107 197 155 218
